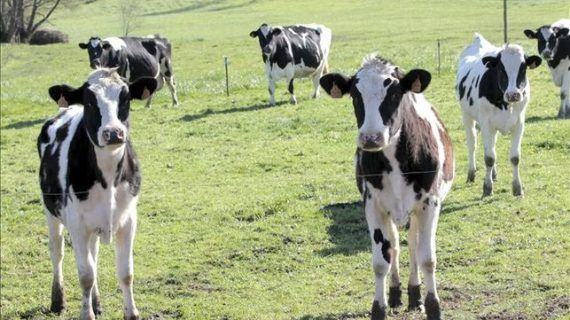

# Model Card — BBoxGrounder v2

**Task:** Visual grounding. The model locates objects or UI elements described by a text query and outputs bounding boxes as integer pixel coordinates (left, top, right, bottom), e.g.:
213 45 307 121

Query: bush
29 29 69 45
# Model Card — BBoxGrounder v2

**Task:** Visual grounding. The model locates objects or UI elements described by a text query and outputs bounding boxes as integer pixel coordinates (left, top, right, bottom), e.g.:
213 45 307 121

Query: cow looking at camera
250 23 331 105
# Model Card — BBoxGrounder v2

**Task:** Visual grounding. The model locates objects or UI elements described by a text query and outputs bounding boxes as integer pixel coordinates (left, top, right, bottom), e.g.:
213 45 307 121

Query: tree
119 0 140 36
0 0 63 43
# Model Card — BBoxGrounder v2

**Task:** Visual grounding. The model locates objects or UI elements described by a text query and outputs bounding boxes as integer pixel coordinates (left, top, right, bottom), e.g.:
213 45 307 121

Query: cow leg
288 77 297 104
268 77 276 106
481 124 498 197
365 195 392 320
407 214 422 311
388 221 402 309
165 75 179 106
144 94 153 109
47 213 66 314
71 230 96 320
417 198 441 320
510 120 524 197
115 214 139 320
311 67 324 99
462 114 477 182
89 236 102 316
560 73 570 119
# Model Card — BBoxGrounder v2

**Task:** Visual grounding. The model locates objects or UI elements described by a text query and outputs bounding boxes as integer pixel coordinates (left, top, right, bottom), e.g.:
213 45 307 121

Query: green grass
1 0 570 319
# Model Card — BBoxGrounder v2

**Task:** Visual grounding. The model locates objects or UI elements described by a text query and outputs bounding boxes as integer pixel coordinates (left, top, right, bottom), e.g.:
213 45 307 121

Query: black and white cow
39 68 157 320
79 35 178 108
524 19 570 118
320 55 454 320
250 23 331 105
457 33 541 197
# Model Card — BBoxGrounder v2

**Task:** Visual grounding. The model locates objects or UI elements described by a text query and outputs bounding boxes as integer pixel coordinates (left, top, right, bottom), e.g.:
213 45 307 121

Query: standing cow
456 33 541 197
250 23 331 105
79 35 178 108
39 68 156 320
320 54 454 320
524 19 570 118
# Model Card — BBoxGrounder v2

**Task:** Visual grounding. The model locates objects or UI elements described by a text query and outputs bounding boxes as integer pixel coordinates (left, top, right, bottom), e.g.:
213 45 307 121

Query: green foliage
1 0 569 319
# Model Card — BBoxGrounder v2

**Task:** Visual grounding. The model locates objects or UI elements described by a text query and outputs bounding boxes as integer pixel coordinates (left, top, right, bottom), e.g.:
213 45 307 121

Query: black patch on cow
371 300 386 320
356 148 392 191
50 280 66 313
469 97 474 106
548 35 570 69
408 285 423 311
484 155 495 168
510 156 519 166
379 84 403 126
82 90 102 146
457 73 469 100
288 79 294 94
478 62 508 110
373 229 391 263
388 286 403 308
425 292 441 319
394 102 438 194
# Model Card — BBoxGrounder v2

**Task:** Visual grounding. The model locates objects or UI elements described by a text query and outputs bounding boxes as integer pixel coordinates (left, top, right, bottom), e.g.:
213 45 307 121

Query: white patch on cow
500 45 525 98
260 25 271 37
90 39 101 48
103 37 127 51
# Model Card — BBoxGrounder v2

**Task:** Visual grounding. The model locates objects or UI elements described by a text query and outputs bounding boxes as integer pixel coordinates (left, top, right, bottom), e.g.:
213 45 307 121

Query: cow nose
542 51 552 59
90 59 100 69
359 133 384 150
506 92 522 103
262 46 271 55
102 128 125 144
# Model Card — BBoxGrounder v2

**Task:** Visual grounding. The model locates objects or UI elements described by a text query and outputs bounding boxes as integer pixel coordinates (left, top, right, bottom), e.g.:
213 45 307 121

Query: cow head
79 37 104 69
524 25 569 60
79 37 125 70
249 23 283 62
481 45 541 103
319 55 431 152
48 69 157 149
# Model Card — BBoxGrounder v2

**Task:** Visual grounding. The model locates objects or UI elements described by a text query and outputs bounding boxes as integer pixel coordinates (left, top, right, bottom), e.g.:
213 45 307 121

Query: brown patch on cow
141 88 151 99
330 84 343 98
57 96 68 108
122 274 133 286
399 101 439 165
411 77 422 93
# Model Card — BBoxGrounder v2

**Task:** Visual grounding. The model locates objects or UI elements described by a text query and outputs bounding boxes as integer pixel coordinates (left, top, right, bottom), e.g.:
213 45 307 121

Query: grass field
1 0 570 319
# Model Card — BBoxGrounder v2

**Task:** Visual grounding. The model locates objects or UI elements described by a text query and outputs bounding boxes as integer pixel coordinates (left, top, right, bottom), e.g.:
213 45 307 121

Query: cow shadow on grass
2 118 45 129
295 311 370 320
526 115 559 123
143 0 257 16
179 101 287 122
317 201 369 256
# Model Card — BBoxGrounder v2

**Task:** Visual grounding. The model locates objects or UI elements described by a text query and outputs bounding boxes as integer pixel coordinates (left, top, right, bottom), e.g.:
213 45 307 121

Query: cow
456 33 541 197
39 68 157 320
524 19 570 118
320 54 455 320
79 35 178 108
250 23 331 106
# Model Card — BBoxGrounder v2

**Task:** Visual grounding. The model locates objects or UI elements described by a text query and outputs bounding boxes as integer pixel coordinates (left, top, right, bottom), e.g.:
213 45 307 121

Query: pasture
1 0 569 319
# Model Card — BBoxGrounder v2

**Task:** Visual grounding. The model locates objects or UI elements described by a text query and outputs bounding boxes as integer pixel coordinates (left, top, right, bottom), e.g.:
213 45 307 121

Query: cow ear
78 43 89 49
554 27 569 38
249 30 258 38
525 55 542 69
400 69 431 93
482 56 498 68
129 78 158 100
319 73 352 98
48 84 85 108
102 42 111 50
272 28 282 36
523 29 537 39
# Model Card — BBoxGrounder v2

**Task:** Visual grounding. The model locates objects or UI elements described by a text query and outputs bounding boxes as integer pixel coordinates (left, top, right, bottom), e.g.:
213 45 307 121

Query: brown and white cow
320 54 454 320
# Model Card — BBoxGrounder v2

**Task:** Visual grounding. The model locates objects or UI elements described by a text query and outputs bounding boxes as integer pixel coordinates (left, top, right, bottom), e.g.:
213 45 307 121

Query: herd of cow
36 18 569 320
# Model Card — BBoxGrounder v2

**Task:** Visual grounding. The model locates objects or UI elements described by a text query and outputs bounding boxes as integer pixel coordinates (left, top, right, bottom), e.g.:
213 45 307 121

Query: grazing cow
456 33 541 197
320 54 454 320
524 19 570 118
79 35 178 108
250 23 331 105
39 68 157 320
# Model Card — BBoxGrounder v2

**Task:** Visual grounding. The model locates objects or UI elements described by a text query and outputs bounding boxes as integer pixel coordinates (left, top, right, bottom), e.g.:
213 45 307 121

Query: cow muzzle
541 50 552 60
262 45 272 56
102 127 125 145
358 133 386 152
504 91 522 103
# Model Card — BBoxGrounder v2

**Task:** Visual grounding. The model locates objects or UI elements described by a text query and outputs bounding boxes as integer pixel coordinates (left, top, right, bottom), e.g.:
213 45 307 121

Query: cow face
48 69 157 149
524 26 569 60
320 56 431 151
79 37 104 69
249 24 280 62
482 45 541 103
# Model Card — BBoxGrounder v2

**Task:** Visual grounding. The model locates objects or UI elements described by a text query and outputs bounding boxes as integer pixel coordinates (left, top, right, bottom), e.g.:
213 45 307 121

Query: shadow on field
526 115 559 123
144 0 257 16
17 306 50 319
179 101 286 122
318 201 369 256
296 311 369 320
2 118 45 129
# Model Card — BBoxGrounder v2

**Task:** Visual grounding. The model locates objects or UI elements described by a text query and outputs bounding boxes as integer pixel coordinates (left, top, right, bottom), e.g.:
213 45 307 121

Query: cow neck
92 140 126 186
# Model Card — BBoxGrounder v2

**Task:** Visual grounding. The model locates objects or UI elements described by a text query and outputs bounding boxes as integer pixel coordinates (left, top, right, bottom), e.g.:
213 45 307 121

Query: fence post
437 39 441 76
503 0 508 43
224 56 229 97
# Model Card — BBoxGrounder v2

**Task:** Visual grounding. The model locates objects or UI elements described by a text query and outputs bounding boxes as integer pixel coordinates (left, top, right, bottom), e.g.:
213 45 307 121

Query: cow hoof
425 292 441 320
290 98 298 105
482 182 493 197
80 309 96 320
512 181 524 197
92 296 102 316
371 300 386 320
49 301 66 314
407 285 423 311
388 286 403 308
466 170 476 183
124 315 140 320
50 283 66 314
